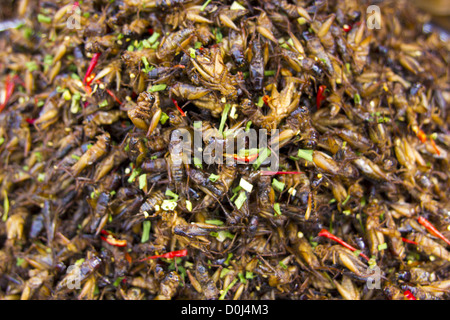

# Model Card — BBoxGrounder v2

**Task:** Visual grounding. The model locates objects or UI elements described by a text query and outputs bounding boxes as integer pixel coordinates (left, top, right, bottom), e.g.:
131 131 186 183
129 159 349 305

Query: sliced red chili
417 216 450 246
100 230 127 247
172 98 186 117
316 85 327 110
403 290 417 300
139 249 188 262
83 53 101 85
318 229 370 261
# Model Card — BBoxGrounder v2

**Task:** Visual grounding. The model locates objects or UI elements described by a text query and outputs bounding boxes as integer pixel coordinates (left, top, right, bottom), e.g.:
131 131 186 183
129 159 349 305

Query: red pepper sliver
0 75 16 113
261 171 303 176
318 229 370 261
139 249 188 262
401 237 418 245
233 153 259 163
403 290 417 300
316 85 326 110
83 53 101 85
417 216 450 246
172 98 186 117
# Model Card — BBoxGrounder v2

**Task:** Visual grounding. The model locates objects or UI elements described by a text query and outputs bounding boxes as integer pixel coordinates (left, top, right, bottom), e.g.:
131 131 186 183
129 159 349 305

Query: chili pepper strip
83 53 101 85
318 229 370 261
139 249 188 262
403 290 417 300
417 216 450 246
316 85 326 109
100 230 127 247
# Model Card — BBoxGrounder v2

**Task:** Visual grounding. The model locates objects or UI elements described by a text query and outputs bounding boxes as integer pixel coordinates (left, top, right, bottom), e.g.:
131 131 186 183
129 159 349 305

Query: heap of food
0 0 449 300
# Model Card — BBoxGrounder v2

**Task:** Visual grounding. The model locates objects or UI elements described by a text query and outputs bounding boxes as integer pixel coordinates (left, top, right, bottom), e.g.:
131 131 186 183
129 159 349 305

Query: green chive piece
205 219 224 226
165 189 179 201
297 149 313 162
257 96 264 107
253 148 271 170
25 61 38 72
342 195 351 205
99 99 108 108
148 84 167 92
378 243 388 251
264 70 275 76
274 203 282 216
209 173 220 182
220 268 230 278
138 174 147 190
239 178 253 193
224 253 233 265
219 278 238 300
186 200 192 212
71 154 81 161
193 157 202 169
272 178 285 192
195 41 203 49
219 103 231 135
148 32 160 44
234 191 247 210
141 221 151 243
160 112 169 124
245 121 252 132
37 14 52 24
354 93 361 104
200 0 211 11
238 272 247 284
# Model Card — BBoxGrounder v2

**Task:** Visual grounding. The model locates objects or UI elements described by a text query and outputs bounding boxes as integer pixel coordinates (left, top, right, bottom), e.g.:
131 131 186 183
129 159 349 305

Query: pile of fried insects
0 0 449 300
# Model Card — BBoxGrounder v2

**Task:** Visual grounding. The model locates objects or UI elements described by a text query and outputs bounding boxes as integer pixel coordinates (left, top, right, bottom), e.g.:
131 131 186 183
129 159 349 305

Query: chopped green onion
165 189 179 201
342 195 351 205
0 137 5 146
257 96 264 107
25 61 38 72
209 173 220 182
185 200 192 212
200 0 211 11
138 174 147 190
264 70 275 76
16 257 25 267
113 277 125 287
245 271 254 279
150 155 157 160
279 261 288 269
297 149 313 162
378 243 388 251
193 157 202 169
216 231 234 242
342 209 352 216
37 173 46 182
150 41 159 49
274 203 282 216
188 47 196 59
127 167 141 183
238 272 247 284
205 219 224 226
253 147 270 170
224 253 233 265
37 14 52 24
161 199 177 211
160 112 169 124
219 278 238 300
272 179 285 192
142 39 151 49
71 154 81 161
220 268 230 278
148 84 167 92
213 28 223 43
245 121 252 132
218 103 231 135
195 41 203 49
234 190 247 210
329 198 336 204
354 93 361 105
239 178 253 193
99 99 108 108
141 221 151 243
127 45 134 51
148 32 160 44
230 1 246 10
